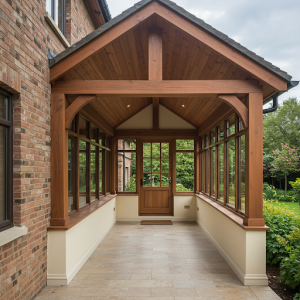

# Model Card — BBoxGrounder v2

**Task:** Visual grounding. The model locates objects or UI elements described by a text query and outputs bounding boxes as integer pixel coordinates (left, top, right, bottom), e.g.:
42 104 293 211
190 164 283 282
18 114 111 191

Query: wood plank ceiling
62 15 276 129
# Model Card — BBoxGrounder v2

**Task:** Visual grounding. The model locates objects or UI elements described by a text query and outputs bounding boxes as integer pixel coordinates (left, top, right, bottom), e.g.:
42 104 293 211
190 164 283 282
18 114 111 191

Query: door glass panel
143 143 151 157
219 144 224 201
161 159 169 172
152 143 160 157
227 139 235 207
152 174 160 187
161 143 169 157
152 159 160 172
161 174 169 187
143 173 151 187
143 159 151 173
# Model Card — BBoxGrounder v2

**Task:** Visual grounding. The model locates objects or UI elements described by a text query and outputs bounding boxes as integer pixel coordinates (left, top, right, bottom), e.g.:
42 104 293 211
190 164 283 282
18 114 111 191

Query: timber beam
52 80 263 96
115 129 197 137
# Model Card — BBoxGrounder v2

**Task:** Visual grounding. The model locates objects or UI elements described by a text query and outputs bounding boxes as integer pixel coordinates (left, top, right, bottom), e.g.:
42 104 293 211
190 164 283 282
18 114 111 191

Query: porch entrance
140 141 173 215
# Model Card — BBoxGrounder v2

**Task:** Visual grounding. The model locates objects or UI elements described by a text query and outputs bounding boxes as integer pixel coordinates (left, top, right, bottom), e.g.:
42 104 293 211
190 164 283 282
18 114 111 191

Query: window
176 140 194 192
0 89 13 232
118 140 137 192
46 0 66 35
68 115 110 215
200 113 246 215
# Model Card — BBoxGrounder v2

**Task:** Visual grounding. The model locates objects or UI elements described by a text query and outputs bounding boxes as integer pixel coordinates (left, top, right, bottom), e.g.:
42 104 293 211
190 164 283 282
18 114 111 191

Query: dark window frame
0 88 13 232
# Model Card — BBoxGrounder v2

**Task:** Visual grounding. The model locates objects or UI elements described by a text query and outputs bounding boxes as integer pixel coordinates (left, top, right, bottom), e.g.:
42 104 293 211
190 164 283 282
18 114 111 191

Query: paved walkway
36 222 279 299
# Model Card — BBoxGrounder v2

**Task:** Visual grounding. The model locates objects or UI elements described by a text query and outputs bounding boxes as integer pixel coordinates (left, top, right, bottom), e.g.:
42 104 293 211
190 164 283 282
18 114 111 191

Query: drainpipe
98 0 111 22
263 81 299 114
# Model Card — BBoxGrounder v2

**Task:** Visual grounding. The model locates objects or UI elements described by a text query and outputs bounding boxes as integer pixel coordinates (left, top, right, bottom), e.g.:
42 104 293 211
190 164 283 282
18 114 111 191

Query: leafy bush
264 200 300 265
277 228 300 291
263 184 298 202
290 178 300 207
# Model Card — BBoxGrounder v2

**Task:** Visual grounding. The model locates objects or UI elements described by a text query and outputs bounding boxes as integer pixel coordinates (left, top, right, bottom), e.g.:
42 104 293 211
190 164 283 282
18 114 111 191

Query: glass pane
211 129 215 145
205 135 208 147
143 159 151 173
161 143 169 157
219 144 224 201
68 136 76 213
99 131 105 146
161 159 169 173
240 135 246 212
176 152 194 191
239 117 244 131
79 117 88 138
211 147 216 197
99 149 103 195
143 173 151 187
91 126 98 143
143 143 151 157
91 145 97 201
152 159 160 173
152 174 160 187
107 151 110 192
0 127 6 222
161 174 169 187
152 143 160 157
201 152 205 192
227 139 235 207
0 94 8 120
70 117 76 133
79 140 88 207
227 115 235 136
106 137 110 149
218 123 224 141
201 138 204 150
176 140 194 150
205 150 209 193
118 139 136 150
118 152 136 192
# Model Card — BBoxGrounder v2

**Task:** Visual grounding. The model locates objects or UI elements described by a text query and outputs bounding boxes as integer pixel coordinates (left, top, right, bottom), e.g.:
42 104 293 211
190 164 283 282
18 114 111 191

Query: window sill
44 12 70 48
0 226 28 247
117 193 139 196
48 194 117 231
195 194 269 231
174 192 195 196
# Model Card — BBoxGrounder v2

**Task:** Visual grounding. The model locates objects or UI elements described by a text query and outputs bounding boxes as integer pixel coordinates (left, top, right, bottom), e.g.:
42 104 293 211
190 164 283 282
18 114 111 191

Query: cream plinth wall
196 197 268 286
116 195 196 221
47 198 116 286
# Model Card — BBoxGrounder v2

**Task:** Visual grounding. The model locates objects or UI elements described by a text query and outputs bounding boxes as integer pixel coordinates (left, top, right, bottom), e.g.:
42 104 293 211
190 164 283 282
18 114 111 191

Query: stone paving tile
35 222 278 299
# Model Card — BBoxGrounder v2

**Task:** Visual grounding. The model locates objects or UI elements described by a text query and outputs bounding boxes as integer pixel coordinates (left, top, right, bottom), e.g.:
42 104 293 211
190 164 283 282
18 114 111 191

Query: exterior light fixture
127 105 130 108
182 104 185 108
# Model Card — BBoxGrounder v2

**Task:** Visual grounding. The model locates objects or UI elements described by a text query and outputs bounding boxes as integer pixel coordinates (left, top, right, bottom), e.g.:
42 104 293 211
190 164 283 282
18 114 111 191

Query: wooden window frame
0 88 13 232
200 113 246 217
67 114 111 216
117 139 137 195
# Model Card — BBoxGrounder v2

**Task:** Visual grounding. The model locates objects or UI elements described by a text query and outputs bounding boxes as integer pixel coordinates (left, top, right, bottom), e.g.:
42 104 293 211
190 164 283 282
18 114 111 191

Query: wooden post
50 94 70 226
110 136 117 194
243 93 265 226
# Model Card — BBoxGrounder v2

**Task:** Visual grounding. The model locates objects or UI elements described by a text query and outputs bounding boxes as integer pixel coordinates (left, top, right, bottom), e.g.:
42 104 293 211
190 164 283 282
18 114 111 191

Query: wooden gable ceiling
61 14 278 129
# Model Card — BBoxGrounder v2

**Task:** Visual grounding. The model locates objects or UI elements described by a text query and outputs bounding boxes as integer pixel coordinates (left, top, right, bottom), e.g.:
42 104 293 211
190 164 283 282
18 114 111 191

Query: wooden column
243 93 265 226
50 94 70 226
110 136 117 194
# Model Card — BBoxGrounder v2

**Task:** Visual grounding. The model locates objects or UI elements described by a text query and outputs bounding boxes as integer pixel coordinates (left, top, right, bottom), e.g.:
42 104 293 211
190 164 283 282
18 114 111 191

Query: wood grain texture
141 220 173 225
218 95 249 128
148 26 163 80
65 95 96 129
51 80 263 96
243 93 265 226
115 129 197 137
50 94 70 226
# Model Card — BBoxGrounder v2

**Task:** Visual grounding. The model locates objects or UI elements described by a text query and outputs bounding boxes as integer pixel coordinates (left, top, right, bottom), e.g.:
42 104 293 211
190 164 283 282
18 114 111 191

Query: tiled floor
36 222 280 300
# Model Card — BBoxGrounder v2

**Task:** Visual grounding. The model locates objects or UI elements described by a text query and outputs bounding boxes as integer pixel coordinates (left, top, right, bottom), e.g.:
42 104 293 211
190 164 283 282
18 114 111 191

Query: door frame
138 137 175 216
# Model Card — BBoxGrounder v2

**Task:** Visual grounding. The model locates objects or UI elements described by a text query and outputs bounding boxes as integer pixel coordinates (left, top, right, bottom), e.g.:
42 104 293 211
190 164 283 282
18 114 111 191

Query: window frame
46 0 66 36
0 88 13 232
200 113 246 216
68 114 111 216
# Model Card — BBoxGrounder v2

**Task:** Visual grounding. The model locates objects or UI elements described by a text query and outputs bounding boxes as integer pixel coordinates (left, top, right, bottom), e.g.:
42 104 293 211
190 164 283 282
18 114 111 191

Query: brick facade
0 0 97 299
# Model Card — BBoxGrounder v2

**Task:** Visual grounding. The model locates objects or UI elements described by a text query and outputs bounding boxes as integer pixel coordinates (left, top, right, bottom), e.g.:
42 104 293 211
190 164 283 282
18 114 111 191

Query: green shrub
263 184 298 202
263 200 300 265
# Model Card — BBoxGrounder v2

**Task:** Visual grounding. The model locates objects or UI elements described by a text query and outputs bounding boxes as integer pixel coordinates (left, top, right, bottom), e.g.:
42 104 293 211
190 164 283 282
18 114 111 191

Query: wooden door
140 141 173 215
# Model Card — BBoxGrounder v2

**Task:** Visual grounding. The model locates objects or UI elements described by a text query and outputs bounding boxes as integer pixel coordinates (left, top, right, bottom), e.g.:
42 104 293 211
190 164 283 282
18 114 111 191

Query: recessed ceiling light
182 104 185 108
127 105 131 108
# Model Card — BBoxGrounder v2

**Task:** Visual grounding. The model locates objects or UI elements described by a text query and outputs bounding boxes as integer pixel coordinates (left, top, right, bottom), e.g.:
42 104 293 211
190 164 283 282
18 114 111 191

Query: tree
263 98 300 154
270 143 299 194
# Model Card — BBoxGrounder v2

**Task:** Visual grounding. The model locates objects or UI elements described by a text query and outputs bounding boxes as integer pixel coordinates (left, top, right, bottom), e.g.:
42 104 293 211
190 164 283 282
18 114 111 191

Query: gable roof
49 0 292 82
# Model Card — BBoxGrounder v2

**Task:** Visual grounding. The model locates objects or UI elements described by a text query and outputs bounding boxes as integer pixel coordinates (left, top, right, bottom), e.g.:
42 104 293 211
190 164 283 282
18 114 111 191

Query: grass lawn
270 201 300 215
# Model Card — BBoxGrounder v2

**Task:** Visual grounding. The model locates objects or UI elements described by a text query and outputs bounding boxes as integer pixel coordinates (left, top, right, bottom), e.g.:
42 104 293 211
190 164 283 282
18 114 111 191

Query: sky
106 0 300 107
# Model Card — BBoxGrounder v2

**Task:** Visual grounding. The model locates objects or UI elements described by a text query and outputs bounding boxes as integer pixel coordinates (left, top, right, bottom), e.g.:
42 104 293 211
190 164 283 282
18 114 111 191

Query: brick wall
65 0 95 45
0 0 96 299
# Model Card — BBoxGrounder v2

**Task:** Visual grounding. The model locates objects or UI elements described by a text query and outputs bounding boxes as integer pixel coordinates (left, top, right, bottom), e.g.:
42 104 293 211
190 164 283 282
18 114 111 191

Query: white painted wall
196 197 267 286
47 198 116 286
116 104 195 129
